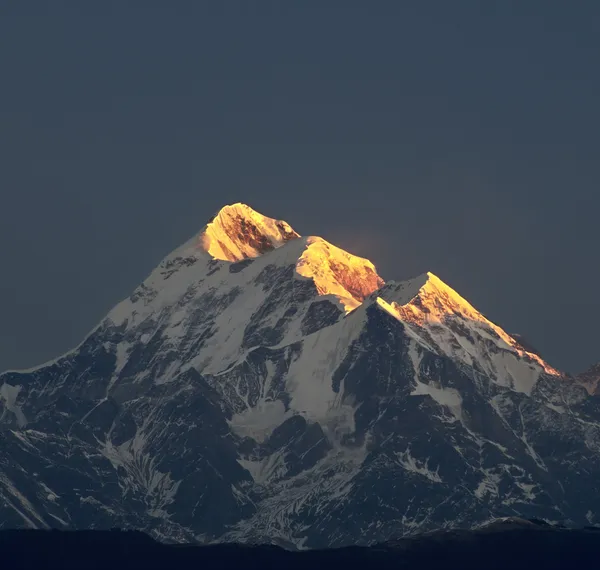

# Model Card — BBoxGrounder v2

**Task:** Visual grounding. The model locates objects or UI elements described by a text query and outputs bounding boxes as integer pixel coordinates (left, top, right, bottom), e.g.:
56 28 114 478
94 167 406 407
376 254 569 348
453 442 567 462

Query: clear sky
1 2 598 374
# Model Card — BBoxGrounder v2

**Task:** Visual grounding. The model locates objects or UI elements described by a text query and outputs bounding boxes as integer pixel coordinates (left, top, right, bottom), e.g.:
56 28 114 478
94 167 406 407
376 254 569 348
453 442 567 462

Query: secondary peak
377 271 560 379
201 203 300 261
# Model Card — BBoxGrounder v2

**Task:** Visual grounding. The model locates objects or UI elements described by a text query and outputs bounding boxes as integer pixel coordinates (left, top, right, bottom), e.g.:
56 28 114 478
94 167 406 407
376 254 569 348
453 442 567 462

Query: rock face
1 203 600 549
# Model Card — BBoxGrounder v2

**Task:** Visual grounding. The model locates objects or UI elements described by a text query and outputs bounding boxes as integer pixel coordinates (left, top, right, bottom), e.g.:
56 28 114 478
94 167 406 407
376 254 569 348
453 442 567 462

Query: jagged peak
120 201 560 385
200 203 300 262
376 271 559 378
125 204 385 320
199 204 385 311
296 236 385 312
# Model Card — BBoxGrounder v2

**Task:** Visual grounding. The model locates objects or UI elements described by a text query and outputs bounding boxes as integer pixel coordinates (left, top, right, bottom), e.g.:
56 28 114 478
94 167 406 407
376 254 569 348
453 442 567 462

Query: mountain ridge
5 203 557 381
577 362 600 394
0 203 598 549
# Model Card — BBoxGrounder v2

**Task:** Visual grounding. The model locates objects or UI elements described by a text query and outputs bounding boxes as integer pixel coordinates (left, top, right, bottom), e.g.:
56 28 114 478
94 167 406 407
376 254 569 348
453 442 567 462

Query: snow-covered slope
375 272 558 394
1 203 599 549
99 204 383 378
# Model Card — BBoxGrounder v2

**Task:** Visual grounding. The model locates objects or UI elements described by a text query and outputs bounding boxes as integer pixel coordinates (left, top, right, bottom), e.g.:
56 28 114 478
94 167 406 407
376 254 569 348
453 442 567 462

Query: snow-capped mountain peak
374 272 559 393
296 236 384 312
198 203 383 310
106 204 385 337
200 203 300 262
2 202 595 551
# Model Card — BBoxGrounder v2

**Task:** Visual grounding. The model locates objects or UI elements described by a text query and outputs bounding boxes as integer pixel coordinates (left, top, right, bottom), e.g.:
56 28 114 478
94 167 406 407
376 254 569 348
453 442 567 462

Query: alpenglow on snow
0 203 599 548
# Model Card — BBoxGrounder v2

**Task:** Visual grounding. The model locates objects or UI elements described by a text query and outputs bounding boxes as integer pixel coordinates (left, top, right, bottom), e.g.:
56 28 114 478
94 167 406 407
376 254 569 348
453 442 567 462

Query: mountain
577 362 600 395
3 520 600 570
1 203 600 548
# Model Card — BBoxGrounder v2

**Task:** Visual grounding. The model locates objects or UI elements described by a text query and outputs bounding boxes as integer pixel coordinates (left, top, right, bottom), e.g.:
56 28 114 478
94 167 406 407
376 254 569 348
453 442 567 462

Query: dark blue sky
1 2 598 373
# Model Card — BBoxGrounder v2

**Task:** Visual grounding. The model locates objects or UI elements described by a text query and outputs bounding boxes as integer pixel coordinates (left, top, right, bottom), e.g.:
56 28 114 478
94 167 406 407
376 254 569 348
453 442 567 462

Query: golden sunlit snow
382 272 559 376
296 236 384 312
199 203 559 378
201 203 300 261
